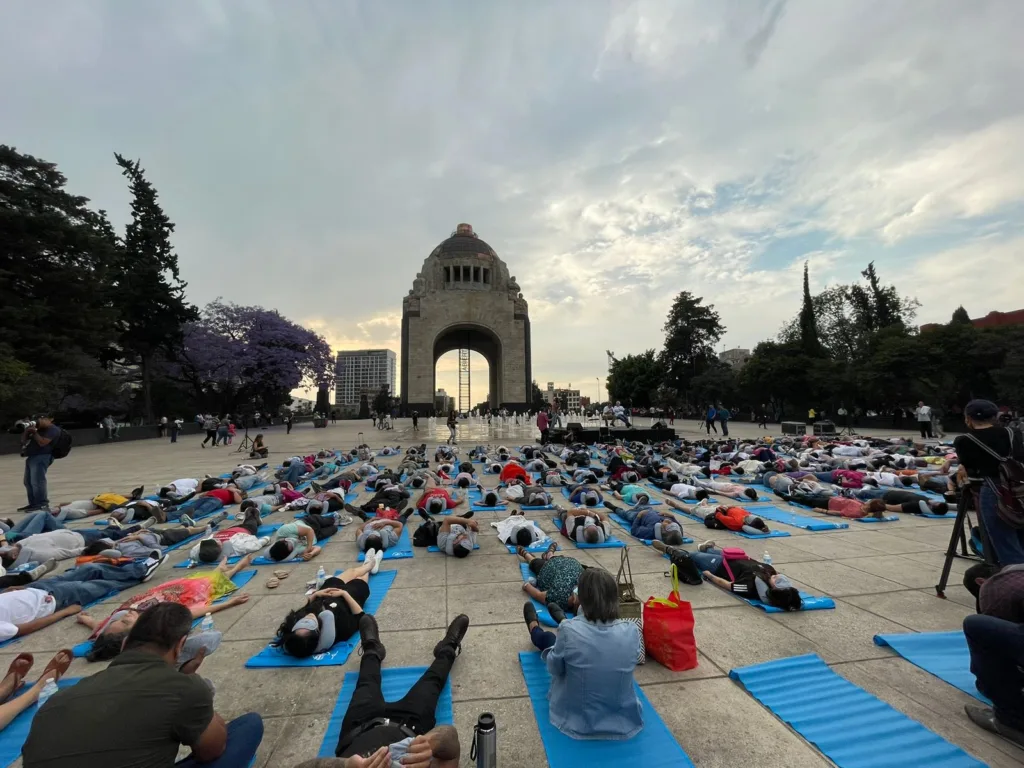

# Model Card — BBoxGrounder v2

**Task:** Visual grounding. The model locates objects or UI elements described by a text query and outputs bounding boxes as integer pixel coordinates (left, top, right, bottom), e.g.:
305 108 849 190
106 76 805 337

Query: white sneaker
372 549 384 575
364 548 376 566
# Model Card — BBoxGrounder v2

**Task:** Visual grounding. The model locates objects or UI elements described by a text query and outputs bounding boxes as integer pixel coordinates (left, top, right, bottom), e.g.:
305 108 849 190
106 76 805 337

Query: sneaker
698 540 716 553
523 601 539 629
16 505 34 512
546 602 567 625
458 510 474 520
363 548 376 567
357 614 386 661
207 512 229 527
965 704 1024 749
137 517 156 530
371 549 384 575
28 559 58 582
141 554 168 582
179 514 196 528
106 517 123 529
311 481 323 493
434 614 470 659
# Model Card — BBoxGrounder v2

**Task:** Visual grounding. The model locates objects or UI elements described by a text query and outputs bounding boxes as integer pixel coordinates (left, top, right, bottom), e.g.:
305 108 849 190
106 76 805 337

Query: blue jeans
9 510 62 540
23 454 53 508
176 712 264 767
282 463 304 486
168 497 223 521
964 614 1024 730
530 626 557 651
978 485 1024 566
689 548 723 574
35 561 147 609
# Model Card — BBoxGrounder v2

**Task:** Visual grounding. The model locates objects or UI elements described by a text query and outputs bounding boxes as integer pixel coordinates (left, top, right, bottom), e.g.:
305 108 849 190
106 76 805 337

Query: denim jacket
542 615 643 739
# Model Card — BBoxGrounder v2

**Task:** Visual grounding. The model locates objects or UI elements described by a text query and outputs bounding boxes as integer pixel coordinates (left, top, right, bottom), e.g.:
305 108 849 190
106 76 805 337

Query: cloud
1 0 1022 403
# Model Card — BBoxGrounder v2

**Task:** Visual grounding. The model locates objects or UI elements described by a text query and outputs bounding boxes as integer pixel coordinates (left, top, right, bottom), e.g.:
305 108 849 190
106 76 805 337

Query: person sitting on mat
435 515 479 558
492 513 547 548
555 507 611 545
521 567 643 740
606 482 651 506
654 541 802 611
603 501 685 544
517 542 583 616
266 513 338 562
0 649 72 732
648 478 711 502
274 557 377 657
566 484 603 507
292 614 467 766
249 432 269 459
23 603 265 768
962 611 1024 748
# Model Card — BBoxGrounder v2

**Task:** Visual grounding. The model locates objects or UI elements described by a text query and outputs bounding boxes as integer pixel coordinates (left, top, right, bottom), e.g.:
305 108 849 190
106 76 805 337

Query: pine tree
799 261 822 355
113 154 197 422
950 306 972 325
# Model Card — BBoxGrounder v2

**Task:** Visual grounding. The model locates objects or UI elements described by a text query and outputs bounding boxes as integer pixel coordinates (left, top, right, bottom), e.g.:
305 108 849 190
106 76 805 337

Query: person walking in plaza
170 417 183 443
200 414 218 448
717 405 731 437
915 400 934 438
20 415 63 513
446 410 458 445
705 404 718 435
537 407 550 445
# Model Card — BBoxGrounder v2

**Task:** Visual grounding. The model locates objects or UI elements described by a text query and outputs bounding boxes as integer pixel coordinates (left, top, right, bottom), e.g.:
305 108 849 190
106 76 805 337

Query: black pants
919 422 933 438
337 653 454 752
303 514 338 540
706 420 717 434
157 527 200 545
202 430 217 445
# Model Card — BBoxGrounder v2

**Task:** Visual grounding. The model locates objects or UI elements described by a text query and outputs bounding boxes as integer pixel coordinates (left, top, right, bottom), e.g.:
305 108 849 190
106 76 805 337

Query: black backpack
412 520 439 548
965 427 1024 529
665 549 704 586
51 428 73 459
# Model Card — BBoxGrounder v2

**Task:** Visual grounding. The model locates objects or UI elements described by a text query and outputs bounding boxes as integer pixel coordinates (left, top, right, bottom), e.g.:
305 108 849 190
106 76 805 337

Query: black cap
965 399 999 421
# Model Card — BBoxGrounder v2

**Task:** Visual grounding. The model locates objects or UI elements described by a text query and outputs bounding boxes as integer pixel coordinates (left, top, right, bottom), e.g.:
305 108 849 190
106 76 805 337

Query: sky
4 0 1024 407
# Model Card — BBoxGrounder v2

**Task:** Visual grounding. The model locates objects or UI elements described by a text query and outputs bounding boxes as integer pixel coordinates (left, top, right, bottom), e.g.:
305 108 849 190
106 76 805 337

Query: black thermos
472 712 497 768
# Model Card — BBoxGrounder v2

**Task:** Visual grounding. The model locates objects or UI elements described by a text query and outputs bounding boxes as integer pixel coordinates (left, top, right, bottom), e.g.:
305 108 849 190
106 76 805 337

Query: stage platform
549 425 677 444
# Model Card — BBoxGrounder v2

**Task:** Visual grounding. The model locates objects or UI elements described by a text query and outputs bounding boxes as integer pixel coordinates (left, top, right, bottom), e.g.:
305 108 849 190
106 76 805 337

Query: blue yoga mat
317 665 453 757
747 506 848 531
730 653 985 768
245 570 398 668
0 678 80 766
551 518 624 549
252 533 336 565
520 651 693 768
519 563 574 627
72 568 258 658
855 515 900 523
468 488 508 511
357 524 413 561
174 524 283 568
873 631 989 704
669 507 790 539
645 482 706 504
715 580 835 612
606 512 693 546
427 541 480 552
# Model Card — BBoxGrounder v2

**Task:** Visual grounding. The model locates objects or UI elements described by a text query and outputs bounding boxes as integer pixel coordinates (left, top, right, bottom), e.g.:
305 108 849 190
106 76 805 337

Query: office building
335 349 397 406
544 382 582 411
718 348 751 369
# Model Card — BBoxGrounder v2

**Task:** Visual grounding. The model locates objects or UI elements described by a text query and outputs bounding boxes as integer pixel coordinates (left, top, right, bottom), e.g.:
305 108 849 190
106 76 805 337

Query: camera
16 420 36 432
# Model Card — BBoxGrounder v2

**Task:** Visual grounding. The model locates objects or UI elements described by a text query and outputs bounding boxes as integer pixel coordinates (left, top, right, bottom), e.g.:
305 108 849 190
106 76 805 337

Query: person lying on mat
0 649 72 732
95 520 221 560
292 614 467 767
274 557 377 657
357 514 413 555
657 542 803 611
435 516 479 558
774 491 889 519
23 603 265 768
312 469 360 494
517 542 583 615
499 460 530 484
521 567 643 740
555 507 611 545
493 514 547 548
565 485 602 507
962 612 1024 749
538 468 567 486
695 479 760 501
0 554 167 644
46 485 146 520
266 513 339 562
606 482 651 506
693 502 771 535
77 555 253 661
846 487 950 515
648 478 711 501
186 503 271 564
603 501 685 544
515 487 554 508
567 467 600 484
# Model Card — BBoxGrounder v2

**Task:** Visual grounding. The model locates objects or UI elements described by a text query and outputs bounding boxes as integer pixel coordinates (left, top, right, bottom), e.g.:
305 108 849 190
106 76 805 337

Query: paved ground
2 418 1021 767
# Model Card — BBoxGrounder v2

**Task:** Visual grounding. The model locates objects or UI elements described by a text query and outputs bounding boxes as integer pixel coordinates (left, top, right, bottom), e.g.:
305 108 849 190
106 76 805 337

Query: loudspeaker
567 422 583 431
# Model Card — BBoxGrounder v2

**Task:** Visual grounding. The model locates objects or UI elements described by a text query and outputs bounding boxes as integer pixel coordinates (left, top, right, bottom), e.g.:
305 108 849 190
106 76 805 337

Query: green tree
113 153 197 422
799 262 822 356
691 361 738 408
358 393 370 419
530 380 547 410
950 306 972 325
606 350 664 408
372 384 391 415
659 292 725 403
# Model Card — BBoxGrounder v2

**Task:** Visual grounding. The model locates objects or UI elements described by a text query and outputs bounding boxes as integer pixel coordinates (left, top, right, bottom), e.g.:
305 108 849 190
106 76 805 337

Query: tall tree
950 306 972 325
799 262 822 356
530 380 547 410
659 292 725 402
113 153 197 422
606 350 665 408
372 384 391 415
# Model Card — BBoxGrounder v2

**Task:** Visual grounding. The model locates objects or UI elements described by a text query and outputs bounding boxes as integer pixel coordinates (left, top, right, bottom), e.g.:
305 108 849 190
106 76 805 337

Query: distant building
435 388 453 414
718 348 751 369
335 349 396 407
287 396 315 414
920 308 1024 333
544 382 581 411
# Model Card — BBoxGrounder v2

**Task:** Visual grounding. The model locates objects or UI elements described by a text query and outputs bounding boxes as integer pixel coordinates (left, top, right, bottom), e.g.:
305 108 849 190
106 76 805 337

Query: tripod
235 426 254 454
934 484 991 598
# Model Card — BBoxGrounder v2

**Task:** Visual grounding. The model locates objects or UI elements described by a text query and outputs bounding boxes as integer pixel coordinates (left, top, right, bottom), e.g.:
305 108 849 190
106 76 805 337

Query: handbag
642 565 699 671
616 546 646 664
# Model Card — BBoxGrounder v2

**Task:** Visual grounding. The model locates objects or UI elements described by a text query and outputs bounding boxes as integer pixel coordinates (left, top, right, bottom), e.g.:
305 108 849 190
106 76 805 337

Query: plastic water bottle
37 679 59 708
762 551 772 566
316 566 326 589
199 613 214 632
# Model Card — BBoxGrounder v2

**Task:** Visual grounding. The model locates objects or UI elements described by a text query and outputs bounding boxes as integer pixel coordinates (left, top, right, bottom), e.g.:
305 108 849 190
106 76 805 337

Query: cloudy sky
4 0 1024 406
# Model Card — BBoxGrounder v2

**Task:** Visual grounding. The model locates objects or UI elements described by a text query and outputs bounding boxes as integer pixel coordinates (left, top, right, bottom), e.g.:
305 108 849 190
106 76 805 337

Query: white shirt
491 517 547 545
168 478 199 495
916 406 932 422
833 446 864 457
14 530 87 567
0 589 55 641
613 405 625 416
670 483 699 499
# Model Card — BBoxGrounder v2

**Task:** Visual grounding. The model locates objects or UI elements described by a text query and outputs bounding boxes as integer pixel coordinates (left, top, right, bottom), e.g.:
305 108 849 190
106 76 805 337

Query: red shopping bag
643 565 698 671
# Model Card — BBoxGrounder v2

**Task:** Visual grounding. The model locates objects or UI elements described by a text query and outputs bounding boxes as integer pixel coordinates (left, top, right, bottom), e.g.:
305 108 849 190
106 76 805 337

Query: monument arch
401 224 531 414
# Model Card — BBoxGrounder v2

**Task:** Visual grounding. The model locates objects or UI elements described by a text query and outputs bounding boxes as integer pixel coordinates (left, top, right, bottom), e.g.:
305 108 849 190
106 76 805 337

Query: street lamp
595 377 601 407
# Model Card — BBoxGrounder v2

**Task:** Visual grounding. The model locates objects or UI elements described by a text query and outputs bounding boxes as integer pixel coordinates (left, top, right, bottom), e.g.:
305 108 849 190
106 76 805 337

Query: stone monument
401 224 532 414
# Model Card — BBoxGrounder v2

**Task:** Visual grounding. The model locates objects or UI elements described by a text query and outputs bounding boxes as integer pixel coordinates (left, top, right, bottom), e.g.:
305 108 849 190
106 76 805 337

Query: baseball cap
965 399 999 421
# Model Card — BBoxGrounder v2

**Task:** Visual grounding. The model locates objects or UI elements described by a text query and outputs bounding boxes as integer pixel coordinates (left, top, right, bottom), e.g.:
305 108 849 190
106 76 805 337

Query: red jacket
500 462 528 483
715 507 748 531
417 487 456 510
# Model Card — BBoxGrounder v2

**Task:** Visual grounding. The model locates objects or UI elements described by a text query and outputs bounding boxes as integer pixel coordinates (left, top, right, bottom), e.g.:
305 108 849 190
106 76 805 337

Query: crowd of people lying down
3 398 1023 764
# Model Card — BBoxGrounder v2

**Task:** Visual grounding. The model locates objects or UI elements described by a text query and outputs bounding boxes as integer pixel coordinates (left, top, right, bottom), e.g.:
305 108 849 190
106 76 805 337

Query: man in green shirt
23 602 264 767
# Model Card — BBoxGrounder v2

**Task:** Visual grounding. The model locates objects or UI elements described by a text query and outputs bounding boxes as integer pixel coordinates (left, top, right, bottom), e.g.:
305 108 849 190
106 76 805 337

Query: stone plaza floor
1 418 1022 767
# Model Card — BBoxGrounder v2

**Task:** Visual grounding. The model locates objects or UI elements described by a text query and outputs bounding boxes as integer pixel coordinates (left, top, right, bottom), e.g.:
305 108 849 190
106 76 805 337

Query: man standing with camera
21 415 62 512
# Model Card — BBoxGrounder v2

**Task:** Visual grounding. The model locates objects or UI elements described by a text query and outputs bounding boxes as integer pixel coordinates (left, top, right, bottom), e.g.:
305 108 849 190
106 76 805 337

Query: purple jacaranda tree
176 300 333 414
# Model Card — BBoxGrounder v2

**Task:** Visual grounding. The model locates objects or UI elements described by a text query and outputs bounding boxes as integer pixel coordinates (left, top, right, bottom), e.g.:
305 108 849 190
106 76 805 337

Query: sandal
40 649 72 681
273 570 290 580
265 577 280 589
6 653 33 683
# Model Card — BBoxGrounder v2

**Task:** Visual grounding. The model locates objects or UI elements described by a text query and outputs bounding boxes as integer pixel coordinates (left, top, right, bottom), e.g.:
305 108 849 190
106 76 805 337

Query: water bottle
199 613 214 632
37 679 59 708
471 712 497 768
316 566 327 589
762 551 772 566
